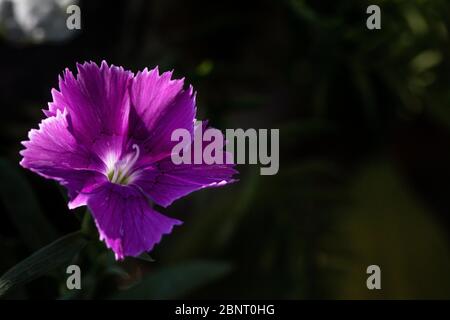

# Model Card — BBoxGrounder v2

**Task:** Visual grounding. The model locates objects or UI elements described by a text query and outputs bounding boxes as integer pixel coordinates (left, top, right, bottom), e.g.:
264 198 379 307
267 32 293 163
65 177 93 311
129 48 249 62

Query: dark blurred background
1 0 450 299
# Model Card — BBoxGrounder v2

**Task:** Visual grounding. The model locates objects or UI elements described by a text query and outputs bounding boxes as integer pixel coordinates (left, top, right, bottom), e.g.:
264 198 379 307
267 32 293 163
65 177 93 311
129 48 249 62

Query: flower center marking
108 144 140 185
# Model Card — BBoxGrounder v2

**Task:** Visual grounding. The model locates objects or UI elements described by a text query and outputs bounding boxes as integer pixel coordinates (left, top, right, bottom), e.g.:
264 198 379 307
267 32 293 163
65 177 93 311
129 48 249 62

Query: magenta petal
134 159 237 208
133 122 237 207
20 109 98 179
87 182 182 260
129 67 196 157
20 109 104 207
66 171 107 209
57 61 132 144
43 88 68 117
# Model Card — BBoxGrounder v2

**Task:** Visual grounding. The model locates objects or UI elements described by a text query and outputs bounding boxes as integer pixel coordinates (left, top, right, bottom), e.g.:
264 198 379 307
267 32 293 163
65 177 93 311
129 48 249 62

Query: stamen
118 144 140 180
111 162 121 183
109 144 141 185
129 144 140 169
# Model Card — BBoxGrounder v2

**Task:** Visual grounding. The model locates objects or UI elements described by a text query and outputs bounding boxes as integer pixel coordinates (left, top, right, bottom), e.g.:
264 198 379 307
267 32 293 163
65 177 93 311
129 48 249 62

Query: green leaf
0 158 57 249
111 261 232 299
0 231 88 298
135 253 155 263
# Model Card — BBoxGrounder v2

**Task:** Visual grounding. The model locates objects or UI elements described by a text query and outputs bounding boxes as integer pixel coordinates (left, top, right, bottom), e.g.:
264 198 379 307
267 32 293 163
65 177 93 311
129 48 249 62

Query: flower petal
20 109 99 178
66 171 107 209
43 88 68 117
129 67 196 158
133 122 237 207
20 109 104 207
87 182 182 260
134 160 237 208
56 61 133 144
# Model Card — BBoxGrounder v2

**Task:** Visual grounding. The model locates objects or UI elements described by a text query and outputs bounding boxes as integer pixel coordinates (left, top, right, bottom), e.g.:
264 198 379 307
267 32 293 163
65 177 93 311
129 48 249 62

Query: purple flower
20 61 237 260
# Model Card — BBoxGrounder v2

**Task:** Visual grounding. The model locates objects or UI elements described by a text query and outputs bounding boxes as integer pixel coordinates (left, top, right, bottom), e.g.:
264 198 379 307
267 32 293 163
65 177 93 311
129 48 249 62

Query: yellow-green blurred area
1 0 450 299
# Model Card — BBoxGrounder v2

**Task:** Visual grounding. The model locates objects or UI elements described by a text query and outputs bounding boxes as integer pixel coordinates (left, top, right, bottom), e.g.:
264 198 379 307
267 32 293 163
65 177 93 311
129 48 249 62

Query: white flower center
107 144 140 185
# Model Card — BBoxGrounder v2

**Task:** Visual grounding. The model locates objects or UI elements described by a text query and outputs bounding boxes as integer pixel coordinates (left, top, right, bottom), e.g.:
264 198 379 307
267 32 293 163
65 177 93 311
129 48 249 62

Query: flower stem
81 210 96 239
